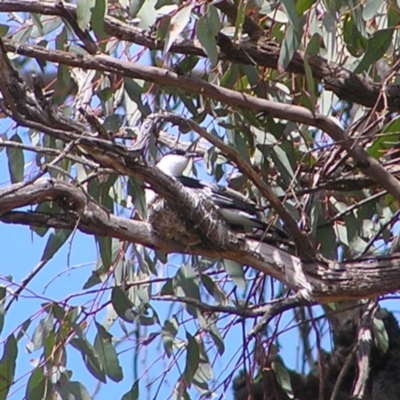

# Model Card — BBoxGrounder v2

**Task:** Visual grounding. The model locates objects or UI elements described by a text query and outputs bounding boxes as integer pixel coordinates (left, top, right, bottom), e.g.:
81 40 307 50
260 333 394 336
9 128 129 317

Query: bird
146 149 285 235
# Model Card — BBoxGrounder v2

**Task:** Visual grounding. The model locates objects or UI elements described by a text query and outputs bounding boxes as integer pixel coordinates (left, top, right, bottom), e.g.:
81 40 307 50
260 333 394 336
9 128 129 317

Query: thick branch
1 179 400 302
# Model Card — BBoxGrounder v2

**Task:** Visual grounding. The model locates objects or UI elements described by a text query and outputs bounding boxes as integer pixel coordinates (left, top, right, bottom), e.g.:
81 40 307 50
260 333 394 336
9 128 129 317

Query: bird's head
156 149 199 177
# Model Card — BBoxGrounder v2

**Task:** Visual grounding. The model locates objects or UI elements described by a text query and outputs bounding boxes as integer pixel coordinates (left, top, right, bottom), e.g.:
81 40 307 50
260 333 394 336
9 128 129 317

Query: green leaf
226 129 251 164
68 381 92 399
12 25 32 44
57 374 92 400
41 229 71 261
82 268 105 289
91 0 108 42
128 177 147 218
207 5 221 35
17 318 32 341
281 0 301 27
102 114 123 133
122 380 139 400
173 264 201 317
296 0 317 14
199 273 226 304
184 333 200 385
192 344 213 392
31 14 44 37
316 224 337 259
343 16 367 57
94 322 123 382
76 0 96 31
27 314 54 353
111 286 135 323
124 78 150 116
367 117 400 159
96 235 113 272
355 29 393 74
234 0 246 41
164 5 193 54
207 322 225 355
160 278 174 295
196 16 218 66
272 360 294 398
0 335 17 400
0 24 9 37
303 33 320 112
271 144 296 186
70 336 106 383
223 260 246 290
25 367 45 400
278 23 302 72
137 0 157 31
373 316 389 353
6 134 24 183
162 316 179 356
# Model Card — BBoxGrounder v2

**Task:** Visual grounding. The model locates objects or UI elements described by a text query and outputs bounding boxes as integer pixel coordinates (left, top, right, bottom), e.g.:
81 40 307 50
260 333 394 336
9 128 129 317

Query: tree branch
2 179 400 302
1 0 399 111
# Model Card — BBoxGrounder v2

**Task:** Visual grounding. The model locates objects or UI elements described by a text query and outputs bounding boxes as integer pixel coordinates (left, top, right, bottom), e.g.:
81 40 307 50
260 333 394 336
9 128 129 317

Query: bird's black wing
176 175 288 238
175 175 208 189
210 185 261 214
176 176 262 213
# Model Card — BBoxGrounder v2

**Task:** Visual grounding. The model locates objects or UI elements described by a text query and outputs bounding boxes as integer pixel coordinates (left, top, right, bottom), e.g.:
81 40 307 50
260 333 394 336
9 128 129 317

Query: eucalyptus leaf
223 260 246 291
6 134 24 183
164 5 193 54
0 335 17 400
76 0 96 31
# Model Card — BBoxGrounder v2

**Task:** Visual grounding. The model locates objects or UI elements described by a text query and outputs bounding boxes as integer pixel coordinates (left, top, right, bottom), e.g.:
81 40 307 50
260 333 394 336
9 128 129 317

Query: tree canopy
1 0 400 399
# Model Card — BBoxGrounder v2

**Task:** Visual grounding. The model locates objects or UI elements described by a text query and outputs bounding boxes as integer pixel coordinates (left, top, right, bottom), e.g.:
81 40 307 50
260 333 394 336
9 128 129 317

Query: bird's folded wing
176 175 261 213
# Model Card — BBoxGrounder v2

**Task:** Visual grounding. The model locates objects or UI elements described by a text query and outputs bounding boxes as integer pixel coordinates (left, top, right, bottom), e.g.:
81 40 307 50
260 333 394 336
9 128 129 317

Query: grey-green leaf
355 29 393 74
223 260 246 291
41 229 71 261
0 335 17 400
94 322 123 382
70 336 106 383
184 333 200 385
196 17 218 66
76 0 96 31
162 316 179 357
111 286 135 323
25 367 45 400
272 360 294 399
373 316 389 354
6 134 24 183
164 5 193 54
96 235 113 272
122 380 139 400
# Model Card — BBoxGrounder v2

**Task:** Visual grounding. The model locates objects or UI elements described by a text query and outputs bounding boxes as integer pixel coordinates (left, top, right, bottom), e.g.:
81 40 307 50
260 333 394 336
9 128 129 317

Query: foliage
0 0 400 399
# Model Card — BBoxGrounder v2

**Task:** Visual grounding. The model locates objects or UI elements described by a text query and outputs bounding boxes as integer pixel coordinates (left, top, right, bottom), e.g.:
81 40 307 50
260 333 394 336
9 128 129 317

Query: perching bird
146 149 281 233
